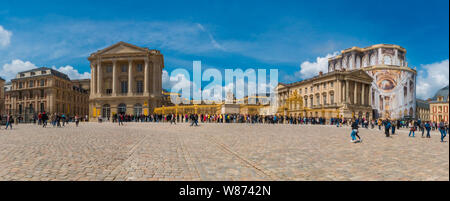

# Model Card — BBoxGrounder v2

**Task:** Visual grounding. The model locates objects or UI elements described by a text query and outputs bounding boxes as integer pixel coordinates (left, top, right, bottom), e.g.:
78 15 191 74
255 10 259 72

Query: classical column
361 84 365 105
144 59 149 95
97 61 102 95
334 80 342 104
345 80 349 104
351 52 356 70
378 48 382 65
128 60 133 96
112 60 118 96
90 63 95 96
152 62 157 95
354 81 358 105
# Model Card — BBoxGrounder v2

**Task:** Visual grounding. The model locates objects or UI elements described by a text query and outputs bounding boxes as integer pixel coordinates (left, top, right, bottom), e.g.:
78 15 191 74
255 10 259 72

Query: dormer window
20 73 25 77
41 71 46 74
31 72 35 76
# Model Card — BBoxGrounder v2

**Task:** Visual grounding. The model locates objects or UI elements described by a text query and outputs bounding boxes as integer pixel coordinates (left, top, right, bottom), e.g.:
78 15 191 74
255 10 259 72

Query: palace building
429 85 449 123
88 42 164 121
415 98 430 121
327 44 417 120
4 67 89 121
0 77 5 115
276 69 373 120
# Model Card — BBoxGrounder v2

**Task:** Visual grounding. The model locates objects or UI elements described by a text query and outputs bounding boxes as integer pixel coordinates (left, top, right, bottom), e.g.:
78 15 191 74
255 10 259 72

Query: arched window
102 104 111 118
134 104 143 116
118 103 127 114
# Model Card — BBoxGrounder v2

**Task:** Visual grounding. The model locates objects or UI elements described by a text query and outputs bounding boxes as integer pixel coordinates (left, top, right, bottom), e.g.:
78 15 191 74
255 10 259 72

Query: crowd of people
1 112 448 143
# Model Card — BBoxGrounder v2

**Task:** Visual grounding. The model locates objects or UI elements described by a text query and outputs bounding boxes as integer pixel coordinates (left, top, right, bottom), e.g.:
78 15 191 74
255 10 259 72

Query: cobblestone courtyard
0 122 448 181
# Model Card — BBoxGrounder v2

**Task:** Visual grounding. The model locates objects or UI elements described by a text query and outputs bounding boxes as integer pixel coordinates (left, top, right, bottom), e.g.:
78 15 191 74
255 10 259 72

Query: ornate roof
430 85 449 103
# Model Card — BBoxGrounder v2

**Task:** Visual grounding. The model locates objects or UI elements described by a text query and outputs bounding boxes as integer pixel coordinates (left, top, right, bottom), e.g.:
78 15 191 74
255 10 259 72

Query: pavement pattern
0 122 448 181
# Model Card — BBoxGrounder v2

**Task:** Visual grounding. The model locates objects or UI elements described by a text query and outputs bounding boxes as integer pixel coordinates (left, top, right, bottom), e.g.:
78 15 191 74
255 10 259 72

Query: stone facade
416 99 430 121
4 67 89 120
328 44 417 120
429 85 449 123
0 77 5 115
276 69 373 120
88 42 164 121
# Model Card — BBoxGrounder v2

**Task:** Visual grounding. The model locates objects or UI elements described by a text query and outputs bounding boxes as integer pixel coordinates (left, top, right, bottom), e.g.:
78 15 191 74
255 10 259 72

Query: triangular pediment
348 70 372 81
96 42 148 55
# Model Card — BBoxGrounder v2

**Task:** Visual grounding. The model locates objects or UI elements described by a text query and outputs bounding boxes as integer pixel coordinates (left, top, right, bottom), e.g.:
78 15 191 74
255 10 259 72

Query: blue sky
0 0 448 99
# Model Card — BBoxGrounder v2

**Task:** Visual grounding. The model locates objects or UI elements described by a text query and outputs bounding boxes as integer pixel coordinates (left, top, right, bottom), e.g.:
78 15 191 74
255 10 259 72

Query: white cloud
162 70 193 90
0 25 12 47
296 51 339 79
0 59 37 81
52 65 90 80
416 59 449 99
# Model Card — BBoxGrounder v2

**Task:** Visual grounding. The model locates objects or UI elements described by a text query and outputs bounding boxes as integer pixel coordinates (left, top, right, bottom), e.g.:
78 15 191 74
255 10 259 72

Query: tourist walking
439 121 447 142
408 121 415 137
350 119 361 142
42 112 48 128
75 114 80 127
425 121 431 138
5 114 13 130
391 120 396 135
385 119 391 137
118 114 124 126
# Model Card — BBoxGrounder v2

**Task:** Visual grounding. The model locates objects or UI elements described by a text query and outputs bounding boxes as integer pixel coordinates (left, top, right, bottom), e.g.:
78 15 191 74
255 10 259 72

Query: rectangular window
323 95 327 105
40 79 45 86
330 82 334 87
19 82 23 89
106 89 112 94
29 81 34 87
121 81 128 93
106 65 113 73
121 64 127 72
136 80 143 93
331 94 334 104
137 64 143 72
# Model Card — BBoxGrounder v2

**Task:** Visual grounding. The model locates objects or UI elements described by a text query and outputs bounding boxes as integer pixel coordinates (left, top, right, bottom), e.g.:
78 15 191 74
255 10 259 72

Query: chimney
319 71 323 76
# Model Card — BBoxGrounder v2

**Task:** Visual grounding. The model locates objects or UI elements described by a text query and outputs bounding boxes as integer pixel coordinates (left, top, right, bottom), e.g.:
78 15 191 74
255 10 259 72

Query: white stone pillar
345 80 349 103
351 52 356 70
378 48 383 65
361 84 365 105
152 62 157 95
128 60 133 96
144 59 149 95
91 63 96 96
112 60 118 96
97 61 102 95
354 81 357 105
